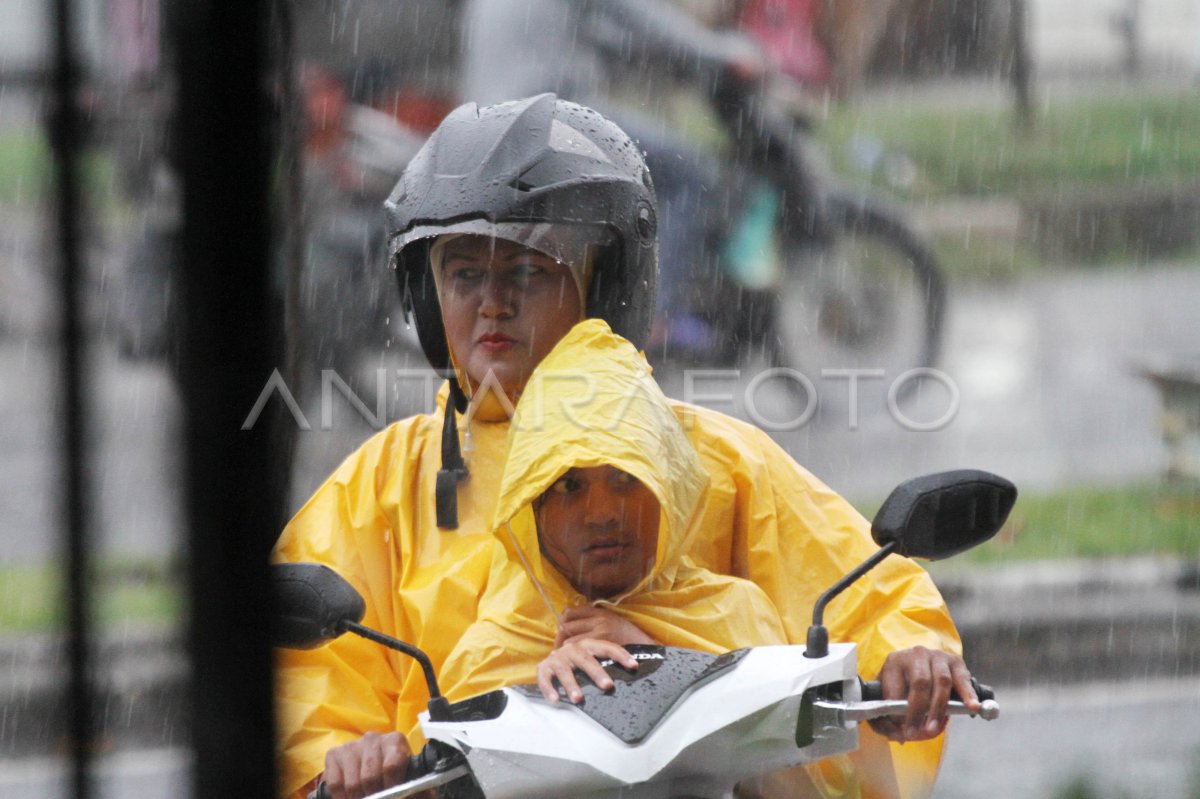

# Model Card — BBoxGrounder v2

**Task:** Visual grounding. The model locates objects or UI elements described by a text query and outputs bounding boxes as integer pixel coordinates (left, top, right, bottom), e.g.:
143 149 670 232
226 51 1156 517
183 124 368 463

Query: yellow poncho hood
493 318 711 608
437 320 788 712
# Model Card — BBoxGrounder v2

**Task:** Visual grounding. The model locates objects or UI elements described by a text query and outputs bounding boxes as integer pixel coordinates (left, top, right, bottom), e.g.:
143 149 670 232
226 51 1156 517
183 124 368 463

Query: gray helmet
385 93 659 375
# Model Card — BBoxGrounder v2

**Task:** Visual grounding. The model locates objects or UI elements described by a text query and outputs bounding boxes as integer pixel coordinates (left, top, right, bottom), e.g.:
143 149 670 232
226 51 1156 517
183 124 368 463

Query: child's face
535 466 660 601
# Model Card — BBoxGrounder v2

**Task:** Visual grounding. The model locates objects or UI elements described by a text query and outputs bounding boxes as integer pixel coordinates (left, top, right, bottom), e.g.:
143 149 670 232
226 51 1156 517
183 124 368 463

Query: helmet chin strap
435 377 470 529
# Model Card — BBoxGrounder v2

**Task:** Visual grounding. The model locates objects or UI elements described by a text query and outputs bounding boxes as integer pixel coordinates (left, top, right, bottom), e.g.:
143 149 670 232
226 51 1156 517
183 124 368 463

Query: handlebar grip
971 680 995 702
308 743 442 799
859 677 995 703
406 744 438 781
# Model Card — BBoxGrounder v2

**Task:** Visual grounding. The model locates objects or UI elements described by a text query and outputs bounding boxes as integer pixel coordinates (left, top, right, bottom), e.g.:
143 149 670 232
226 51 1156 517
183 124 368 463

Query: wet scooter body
274 469 1014 799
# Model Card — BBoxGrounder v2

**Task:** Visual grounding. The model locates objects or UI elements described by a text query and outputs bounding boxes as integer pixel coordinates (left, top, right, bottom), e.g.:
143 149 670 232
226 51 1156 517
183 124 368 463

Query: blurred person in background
456 0 906 356
294 63 427 374
458 0 766 353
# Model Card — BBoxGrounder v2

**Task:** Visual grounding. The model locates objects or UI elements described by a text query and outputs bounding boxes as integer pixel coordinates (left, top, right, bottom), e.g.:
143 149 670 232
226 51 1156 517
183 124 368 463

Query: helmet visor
392 219 614 273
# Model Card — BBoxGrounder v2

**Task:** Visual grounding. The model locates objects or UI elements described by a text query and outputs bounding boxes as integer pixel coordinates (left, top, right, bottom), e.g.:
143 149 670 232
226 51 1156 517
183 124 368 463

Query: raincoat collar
434 380 514 425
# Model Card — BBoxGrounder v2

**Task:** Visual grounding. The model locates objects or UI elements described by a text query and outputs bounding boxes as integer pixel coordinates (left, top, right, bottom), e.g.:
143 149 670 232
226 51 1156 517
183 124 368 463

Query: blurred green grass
820 91 1200 200
0 132 116 206
0 133 50 205
855 480 1200 565
969 480 1200 562
820 90 1200 279
0 559 182 633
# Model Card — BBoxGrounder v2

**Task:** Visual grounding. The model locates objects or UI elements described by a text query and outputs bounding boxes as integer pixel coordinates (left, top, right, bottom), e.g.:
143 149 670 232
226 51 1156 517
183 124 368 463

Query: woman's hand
536 638 639 704
555 605 657 647
868 646 981 743
322 730 410 799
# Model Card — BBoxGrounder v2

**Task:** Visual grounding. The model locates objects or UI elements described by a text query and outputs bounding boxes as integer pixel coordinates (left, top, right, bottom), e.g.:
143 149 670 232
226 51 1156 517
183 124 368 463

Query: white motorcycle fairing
417 643 861 799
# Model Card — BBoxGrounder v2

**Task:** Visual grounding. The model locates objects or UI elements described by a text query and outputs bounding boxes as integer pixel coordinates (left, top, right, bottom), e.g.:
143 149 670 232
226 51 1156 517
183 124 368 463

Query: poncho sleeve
271 425 413 799
676 403 959 798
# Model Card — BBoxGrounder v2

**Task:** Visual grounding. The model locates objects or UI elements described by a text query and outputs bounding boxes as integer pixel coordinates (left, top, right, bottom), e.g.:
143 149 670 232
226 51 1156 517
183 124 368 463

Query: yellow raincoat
436 320 789 705
273 320 959 798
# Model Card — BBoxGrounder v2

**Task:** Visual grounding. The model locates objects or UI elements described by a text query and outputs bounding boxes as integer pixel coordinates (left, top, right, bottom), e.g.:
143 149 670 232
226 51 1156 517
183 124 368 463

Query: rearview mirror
871 470 1017 560
805 469 1017 659
270 562 454 718
271 562 366 649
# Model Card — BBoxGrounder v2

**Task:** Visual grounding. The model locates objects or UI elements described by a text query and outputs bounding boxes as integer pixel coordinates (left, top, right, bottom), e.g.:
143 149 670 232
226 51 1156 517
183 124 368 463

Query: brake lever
360 763 472 799
813 697 1000 726
308 761 471 799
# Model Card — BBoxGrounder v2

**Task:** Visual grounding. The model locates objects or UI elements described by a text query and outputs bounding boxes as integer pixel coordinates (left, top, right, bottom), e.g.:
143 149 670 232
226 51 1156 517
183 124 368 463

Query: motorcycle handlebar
405 743 440 781
307 742 449 799
860 676 995 704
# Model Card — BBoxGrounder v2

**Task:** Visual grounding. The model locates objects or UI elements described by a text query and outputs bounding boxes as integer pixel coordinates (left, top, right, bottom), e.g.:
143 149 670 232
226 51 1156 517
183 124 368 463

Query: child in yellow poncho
436 319 862 798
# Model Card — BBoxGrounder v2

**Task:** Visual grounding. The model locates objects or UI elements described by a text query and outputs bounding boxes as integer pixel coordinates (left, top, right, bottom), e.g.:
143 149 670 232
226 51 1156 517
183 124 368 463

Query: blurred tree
869 0 1010 79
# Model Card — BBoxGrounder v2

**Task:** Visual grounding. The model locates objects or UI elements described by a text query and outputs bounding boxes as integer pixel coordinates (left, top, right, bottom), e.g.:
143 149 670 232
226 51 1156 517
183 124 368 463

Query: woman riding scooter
272 94 977 799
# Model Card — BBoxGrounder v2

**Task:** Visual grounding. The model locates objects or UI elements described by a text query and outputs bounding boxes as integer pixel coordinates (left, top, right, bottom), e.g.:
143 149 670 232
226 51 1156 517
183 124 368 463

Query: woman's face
438 235 583 399
535 466 660 601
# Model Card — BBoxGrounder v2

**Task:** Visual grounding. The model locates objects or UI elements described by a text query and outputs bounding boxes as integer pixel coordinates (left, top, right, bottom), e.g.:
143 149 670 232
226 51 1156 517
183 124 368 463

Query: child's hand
555 605 657 647
536 639 639 704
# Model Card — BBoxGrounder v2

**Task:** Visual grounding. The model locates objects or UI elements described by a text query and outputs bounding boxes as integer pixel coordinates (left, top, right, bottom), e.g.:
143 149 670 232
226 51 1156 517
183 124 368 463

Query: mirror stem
342 620 453 721
804 540 899 659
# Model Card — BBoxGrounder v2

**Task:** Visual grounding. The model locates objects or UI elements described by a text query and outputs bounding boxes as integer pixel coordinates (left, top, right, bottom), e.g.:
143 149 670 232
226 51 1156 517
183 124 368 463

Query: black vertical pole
172 1 283 797
49 0 92 796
